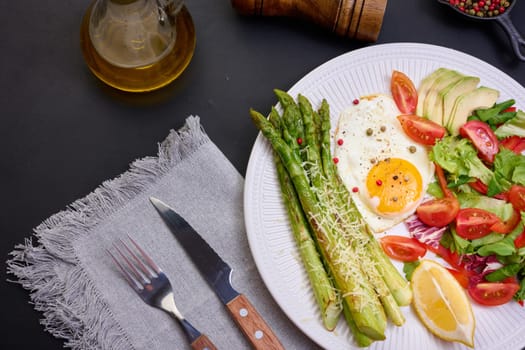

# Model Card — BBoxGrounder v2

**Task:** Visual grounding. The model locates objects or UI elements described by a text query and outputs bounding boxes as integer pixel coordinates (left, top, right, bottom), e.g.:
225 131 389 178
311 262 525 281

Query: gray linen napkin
7 116 320 350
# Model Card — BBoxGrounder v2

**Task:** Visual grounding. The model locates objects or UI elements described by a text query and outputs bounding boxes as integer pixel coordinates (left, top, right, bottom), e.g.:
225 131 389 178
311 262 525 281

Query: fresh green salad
407 97 525 307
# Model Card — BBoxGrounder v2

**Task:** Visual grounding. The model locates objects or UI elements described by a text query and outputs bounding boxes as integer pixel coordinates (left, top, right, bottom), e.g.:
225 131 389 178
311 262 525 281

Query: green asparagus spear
274 98 387 336
275 153 342 331
251 108 387 340
252 93 414 342
274 88 297 109
292 97 402 326
341 293 375 347
294 96 402 331
297 94 322 165
318 100 413 309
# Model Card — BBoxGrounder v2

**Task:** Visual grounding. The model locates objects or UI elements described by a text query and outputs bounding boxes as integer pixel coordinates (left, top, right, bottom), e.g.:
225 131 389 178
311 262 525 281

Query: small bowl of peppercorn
437 0 524 61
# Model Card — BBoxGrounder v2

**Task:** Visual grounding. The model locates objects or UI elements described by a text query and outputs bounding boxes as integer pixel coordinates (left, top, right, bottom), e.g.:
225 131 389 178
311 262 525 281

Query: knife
150 197 285 350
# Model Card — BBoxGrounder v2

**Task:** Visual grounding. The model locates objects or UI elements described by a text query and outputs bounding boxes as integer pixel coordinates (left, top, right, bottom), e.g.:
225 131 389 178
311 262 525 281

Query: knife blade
150 197 284 350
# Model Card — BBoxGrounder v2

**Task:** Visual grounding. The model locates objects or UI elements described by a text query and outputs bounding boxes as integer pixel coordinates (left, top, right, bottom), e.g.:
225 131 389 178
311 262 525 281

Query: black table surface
2 0 524 348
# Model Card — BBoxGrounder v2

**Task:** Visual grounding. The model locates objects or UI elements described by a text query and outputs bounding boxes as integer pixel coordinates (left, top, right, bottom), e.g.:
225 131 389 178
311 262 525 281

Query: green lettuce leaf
441 228 473 255
495 110 525 138
493 148 525 186
477 221 524 257
431 136 494 185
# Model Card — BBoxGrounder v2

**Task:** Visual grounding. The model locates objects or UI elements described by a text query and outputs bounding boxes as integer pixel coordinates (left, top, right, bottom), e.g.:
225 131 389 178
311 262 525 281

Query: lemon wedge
411 259 475 347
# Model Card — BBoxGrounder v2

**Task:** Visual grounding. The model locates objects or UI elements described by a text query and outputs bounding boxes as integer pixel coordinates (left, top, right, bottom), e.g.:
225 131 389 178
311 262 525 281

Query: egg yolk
366 158 423 216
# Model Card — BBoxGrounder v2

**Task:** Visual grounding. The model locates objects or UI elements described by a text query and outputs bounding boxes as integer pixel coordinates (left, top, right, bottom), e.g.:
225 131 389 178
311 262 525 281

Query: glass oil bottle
80 0 195 92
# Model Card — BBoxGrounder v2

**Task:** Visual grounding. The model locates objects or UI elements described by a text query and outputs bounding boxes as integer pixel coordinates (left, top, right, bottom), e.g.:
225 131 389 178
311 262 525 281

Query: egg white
334 94 434 233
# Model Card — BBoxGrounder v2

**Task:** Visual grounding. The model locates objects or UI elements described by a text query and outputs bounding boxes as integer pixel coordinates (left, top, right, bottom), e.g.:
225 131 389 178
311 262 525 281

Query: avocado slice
447 87 500 135
423 70 463 123
416 68 451 116
427 76 477 127
441 76 480 128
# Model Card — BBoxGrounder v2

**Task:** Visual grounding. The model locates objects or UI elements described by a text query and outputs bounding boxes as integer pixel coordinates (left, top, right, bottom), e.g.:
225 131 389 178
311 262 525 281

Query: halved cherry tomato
468 178 509 200
391 70 418 114
467 281 520 306
416 164 460 227
490 209 521 234
447 268 470 289
455 208 502 239
434 163 453 197
469 178 489 195
503 276 520 284
379 235 427 262
500 135 525 155
508 184 525 211
500 135 520 148
501 135 521 150
513 140 525 154
426 243 465 271
397 115 446 146
459 120 499 163
514 228 525 248
416 197 460 227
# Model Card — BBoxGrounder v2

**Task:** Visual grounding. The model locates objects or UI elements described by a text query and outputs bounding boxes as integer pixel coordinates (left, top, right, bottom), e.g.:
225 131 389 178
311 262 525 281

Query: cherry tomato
514 228 525 248
379 235 427 262
459 120 499 163
434 163 454 198
503 276 520 284
500 135 525 155
490 209 521 234
468 179 509 200
469 178 489 195
514 140 525 154
426 243 466 272
397 114 446 146
416 193 460 228
501 135 521 150
418 165 461 226
468 281 520 306
503 107 517 113
391 70 418 114
447 268 470 289
500 135 520 148
508 185 525 211
455 208 501 239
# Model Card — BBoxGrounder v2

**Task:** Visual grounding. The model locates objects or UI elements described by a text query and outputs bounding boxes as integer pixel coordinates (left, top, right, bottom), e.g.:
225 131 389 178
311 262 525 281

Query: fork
108 236 217 350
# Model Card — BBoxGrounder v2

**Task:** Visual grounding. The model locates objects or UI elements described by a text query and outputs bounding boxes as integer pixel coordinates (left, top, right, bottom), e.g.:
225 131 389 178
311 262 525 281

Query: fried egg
334 94 434 232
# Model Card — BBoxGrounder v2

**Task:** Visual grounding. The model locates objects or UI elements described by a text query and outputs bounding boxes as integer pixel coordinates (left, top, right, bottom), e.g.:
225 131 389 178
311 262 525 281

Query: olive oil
80 1 195 92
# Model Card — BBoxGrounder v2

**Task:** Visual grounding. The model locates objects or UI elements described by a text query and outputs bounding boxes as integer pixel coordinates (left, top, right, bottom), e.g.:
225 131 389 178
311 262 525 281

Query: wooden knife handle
191 334 218 350
226 294 285 350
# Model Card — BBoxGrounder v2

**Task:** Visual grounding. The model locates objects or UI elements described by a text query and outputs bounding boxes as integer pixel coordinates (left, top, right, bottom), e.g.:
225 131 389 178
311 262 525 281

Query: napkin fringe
7 116 208 349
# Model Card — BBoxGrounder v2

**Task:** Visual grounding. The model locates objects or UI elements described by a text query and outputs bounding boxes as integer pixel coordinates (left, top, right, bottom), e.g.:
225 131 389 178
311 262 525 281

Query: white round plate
244 43 525 350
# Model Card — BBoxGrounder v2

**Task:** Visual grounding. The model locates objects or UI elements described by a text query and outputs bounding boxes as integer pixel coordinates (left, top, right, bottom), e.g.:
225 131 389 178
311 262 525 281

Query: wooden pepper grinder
231 0 388 42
